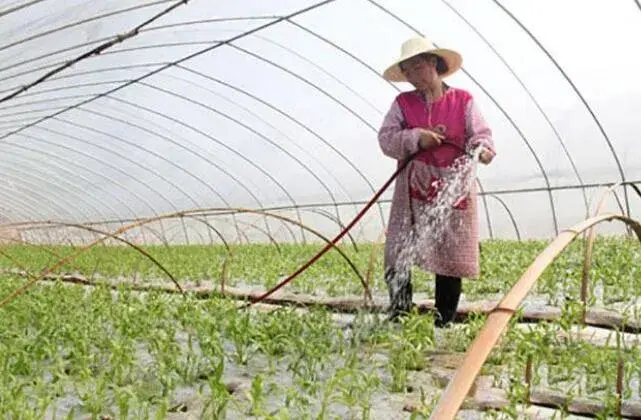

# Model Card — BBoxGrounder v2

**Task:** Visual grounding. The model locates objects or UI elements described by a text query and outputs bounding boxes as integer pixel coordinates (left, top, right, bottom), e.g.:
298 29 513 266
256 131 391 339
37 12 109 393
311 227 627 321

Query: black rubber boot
434 275 461 328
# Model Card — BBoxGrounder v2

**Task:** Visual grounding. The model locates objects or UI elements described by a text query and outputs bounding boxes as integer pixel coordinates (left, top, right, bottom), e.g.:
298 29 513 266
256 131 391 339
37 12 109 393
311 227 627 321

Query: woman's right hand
418 128 444 149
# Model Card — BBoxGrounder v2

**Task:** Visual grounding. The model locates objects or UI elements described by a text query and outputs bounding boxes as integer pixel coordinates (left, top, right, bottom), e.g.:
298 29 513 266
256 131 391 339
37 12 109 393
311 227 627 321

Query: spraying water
392 146 484 276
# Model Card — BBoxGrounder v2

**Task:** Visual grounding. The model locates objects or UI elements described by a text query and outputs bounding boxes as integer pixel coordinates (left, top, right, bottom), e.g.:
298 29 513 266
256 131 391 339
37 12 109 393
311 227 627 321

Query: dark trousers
385 267 461 326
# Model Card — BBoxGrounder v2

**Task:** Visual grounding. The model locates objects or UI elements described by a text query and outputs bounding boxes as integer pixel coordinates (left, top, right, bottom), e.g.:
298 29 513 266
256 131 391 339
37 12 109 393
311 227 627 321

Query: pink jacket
378 87 495 278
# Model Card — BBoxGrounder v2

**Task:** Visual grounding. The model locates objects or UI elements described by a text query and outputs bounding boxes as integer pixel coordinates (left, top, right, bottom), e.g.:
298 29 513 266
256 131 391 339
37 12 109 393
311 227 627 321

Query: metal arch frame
0 183 63 221
0 107 65 122
2 82 370 241
632 182 641 200
133 81 343 234
474 178 494 239
0 0 173 55
187 215 231 250
0 117 47 128
4 133 167 226
366 0 561 236
487 194 522 241
30 121 201 212
0 43 209 88
491 0 630 218
0 158 100 221
93 96 305 242
229 43 377 132
0 39 360 238
190 216 250 244
0 0 48 18
0 141 141 224
1 12 387 230
208 217 286 249
0 60 168 87
9 125 181 221
0 153 158 243
282 19 495 238
303 207 359 251
0 0 189 104
55 106 268 222
0 1 338 234
59 106 238 207
0 16 284 82
0 180 77 221
68 105 262 242
250 33 385 117
0 93 95 112
204 45 394 223
0 80 131 100
103 84 320 239
164 217 202 245
440 0 590 218
148 69 361 229
175 64 387 227
70 101 294 244
0 105 72 120
0 76 321 232
27 120 209 242
1 138 147 221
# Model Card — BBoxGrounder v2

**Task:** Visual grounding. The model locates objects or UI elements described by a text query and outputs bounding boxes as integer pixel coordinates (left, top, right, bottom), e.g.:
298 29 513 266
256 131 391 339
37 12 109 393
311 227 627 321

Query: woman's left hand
479 149 495 164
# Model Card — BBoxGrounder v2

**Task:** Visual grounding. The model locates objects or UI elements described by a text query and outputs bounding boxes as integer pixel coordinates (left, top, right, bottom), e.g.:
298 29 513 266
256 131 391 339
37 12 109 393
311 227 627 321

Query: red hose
240 151 420 309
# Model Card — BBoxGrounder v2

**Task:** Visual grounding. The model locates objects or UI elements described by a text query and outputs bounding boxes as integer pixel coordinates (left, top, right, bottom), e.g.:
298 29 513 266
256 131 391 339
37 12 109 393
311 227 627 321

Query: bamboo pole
430 213 641 420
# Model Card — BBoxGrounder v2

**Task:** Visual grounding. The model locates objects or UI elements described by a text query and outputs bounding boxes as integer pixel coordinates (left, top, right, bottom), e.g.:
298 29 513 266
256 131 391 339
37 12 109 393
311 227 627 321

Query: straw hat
383 36 462 82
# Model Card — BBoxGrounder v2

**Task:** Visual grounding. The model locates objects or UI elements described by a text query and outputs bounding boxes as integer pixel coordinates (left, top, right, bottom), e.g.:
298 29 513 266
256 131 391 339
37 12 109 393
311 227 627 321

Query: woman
378 36 496 326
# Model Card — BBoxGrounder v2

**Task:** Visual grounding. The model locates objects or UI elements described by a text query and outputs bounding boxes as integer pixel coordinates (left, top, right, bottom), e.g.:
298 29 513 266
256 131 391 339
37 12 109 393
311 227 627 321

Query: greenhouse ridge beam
492 0 630 218
366 0 561 236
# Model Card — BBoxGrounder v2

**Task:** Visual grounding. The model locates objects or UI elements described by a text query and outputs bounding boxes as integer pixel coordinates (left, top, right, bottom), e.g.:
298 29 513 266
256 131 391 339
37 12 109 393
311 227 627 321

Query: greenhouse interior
1 0 640 418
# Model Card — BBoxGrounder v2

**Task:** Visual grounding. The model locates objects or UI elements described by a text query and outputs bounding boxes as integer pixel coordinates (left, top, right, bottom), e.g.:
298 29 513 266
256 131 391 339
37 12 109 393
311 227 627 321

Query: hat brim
383 48 462 82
